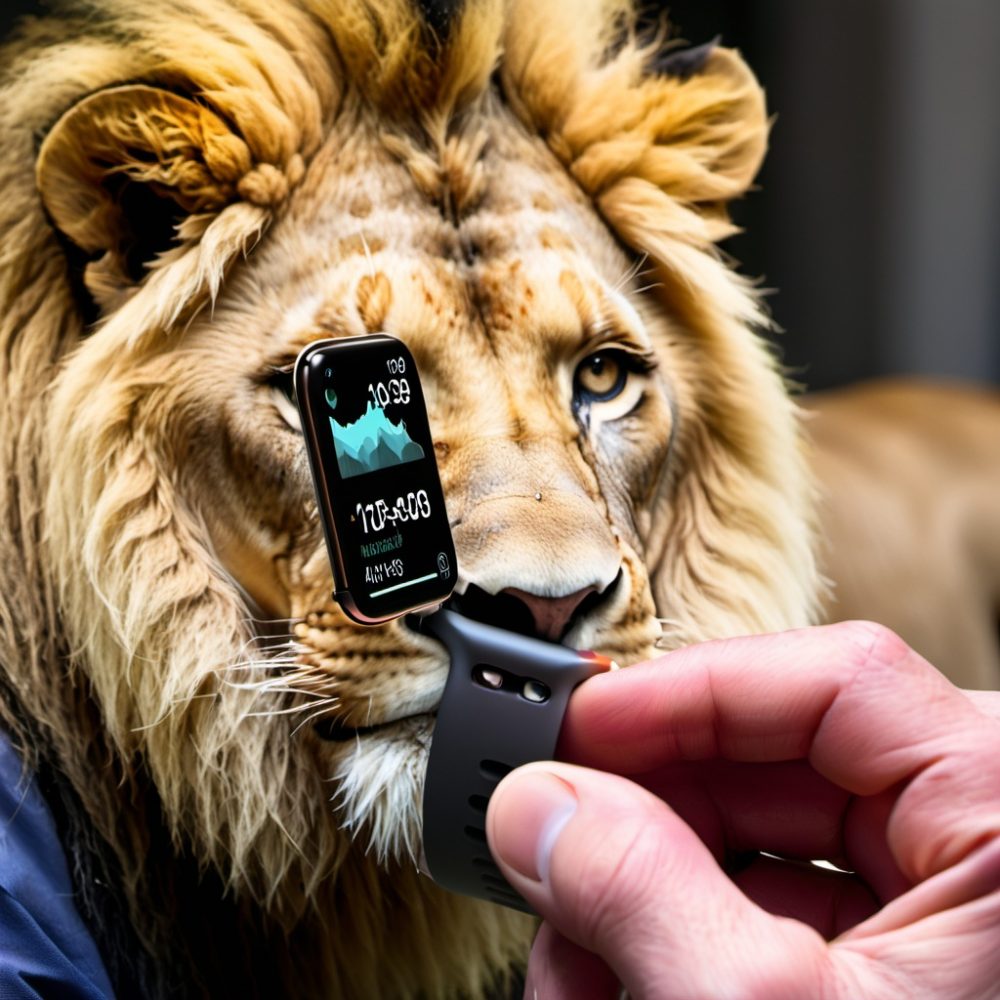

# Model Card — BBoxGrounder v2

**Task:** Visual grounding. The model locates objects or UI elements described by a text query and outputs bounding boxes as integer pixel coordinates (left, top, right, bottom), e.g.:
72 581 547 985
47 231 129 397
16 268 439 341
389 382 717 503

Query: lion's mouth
306 614 446 743
313 718 383 741
309 572 626 742
313 717 403 741
313 711 434 743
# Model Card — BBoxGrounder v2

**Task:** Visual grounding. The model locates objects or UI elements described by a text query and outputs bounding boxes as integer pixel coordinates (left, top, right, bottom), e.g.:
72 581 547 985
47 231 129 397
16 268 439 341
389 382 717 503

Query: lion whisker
236 637 302 652
222 661 297 676
243 696 340 720
233 645 301 659
232 634 303 654
218 648 304 673
289 702 344 737
226 679 338 701
654 616 684 628
612 250 649 293
358 228 376 280
239 612 302 629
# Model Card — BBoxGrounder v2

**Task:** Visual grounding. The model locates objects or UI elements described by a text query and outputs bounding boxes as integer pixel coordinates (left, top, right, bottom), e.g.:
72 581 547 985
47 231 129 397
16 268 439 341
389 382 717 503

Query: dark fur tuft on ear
651 36 721 80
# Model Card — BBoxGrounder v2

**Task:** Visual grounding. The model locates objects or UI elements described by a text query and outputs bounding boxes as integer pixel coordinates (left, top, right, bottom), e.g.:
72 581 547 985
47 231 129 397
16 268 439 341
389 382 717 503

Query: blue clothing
0 733 114 999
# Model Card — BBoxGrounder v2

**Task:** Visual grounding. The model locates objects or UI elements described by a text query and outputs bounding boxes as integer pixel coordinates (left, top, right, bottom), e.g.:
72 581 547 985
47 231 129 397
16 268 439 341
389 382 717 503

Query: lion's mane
0 1 817 996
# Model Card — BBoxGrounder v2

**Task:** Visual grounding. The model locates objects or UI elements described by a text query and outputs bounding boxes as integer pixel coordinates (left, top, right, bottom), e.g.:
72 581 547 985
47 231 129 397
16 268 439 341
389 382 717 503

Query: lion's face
0 0 819 993
84 110 675 862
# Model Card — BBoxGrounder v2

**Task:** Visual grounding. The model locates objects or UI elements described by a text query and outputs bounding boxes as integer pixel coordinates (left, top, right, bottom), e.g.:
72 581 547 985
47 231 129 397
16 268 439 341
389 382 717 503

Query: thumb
486 762 828 1000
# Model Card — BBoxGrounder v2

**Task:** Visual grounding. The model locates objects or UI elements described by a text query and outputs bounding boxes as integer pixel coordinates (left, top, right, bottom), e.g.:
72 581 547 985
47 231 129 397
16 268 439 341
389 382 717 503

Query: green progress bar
369 572 437 598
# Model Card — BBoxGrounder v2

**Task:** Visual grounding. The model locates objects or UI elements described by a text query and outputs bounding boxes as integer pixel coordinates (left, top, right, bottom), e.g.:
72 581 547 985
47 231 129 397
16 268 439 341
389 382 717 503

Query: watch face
295 334 457 624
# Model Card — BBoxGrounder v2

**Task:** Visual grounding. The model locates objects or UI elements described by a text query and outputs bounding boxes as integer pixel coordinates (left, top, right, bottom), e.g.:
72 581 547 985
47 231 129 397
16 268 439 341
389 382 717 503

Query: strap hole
473 665 505 689
521 680 550 703
479 759 512 781
487 888 526 907
481 873 511 890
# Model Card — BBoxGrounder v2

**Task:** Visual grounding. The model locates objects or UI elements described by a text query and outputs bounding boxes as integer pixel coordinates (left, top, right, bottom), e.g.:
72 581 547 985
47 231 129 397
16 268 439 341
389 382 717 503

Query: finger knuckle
836 620 911 672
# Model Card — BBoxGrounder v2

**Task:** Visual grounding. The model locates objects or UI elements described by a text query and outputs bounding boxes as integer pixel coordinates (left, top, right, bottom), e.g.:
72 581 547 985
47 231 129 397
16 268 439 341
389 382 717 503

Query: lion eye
267 367 301 433
571 347 655 425
574 352 627 402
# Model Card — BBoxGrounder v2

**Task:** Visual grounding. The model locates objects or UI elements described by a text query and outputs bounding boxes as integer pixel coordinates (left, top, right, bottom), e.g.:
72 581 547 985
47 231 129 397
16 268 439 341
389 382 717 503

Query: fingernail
489 770 577 882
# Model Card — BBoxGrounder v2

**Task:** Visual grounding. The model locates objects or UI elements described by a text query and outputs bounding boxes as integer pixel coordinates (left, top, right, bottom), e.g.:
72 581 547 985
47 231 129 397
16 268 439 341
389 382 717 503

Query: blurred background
663 0 1000 390
3 0 999 390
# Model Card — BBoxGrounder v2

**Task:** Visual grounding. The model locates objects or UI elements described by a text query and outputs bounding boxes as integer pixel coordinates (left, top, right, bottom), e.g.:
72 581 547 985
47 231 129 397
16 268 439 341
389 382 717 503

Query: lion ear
36 85 256 303
505 28 767 234
645 40 767 201
569 42 766 210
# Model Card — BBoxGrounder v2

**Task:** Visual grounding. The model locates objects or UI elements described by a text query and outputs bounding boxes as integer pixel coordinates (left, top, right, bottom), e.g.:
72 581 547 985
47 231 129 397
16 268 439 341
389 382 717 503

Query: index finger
559 621 1000 883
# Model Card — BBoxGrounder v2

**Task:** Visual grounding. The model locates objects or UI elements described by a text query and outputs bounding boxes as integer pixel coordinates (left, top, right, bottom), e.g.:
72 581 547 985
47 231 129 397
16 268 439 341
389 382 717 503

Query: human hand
485 622 1000 999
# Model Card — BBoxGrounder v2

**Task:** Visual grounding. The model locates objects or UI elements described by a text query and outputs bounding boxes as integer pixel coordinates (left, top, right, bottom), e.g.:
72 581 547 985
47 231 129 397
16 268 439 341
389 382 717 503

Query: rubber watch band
413 609 611 912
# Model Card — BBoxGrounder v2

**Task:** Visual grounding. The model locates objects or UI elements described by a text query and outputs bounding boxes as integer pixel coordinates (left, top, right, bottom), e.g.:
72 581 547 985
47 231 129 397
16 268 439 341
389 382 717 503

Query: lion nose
499 586 597 643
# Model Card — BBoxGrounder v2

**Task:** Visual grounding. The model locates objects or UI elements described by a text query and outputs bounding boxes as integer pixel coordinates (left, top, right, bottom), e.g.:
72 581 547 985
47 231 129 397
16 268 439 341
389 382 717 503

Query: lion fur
0 1 818 996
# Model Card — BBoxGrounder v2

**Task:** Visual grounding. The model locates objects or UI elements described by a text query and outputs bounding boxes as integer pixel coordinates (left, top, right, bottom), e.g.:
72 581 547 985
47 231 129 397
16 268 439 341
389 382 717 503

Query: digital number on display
355 490 433 533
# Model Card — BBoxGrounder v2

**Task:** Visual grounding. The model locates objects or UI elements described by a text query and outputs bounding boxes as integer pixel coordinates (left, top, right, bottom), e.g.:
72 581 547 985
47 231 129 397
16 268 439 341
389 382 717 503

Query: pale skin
486 621 1000 999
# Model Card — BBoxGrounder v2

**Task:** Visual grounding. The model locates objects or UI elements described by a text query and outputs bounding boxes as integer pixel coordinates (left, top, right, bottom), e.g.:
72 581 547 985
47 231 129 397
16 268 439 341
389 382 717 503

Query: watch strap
415 609 609 912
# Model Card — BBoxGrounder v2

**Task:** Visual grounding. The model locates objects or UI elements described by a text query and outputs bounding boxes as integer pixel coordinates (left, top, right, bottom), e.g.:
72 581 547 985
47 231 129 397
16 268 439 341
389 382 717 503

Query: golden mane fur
0 0 818 995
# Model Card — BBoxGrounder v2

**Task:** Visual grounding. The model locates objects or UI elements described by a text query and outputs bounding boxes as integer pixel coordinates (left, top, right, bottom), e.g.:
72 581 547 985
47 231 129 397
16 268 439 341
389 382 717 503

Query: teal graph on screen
329 401 425 479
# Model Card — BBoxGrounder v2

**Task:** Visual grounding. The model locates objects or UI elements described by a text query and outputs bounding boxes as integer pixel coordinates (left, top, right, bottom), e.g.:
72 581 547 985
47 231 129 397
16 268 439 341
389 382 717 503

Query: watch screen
295 335 457 624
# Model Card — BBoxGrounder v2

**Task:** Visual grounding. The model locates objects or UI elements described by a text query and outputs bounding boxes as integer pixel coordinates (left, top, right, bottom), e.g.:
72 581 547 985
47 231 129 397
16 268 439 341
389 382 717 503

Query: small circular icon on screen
436 552 450 575
324 388 338 410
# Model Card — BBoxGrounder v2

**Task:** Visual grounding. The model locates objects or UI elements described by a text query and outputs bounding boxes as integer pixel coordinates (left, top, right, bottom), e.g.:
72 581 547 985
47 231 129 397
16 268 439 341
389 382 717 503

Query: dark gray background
5 0 999 391
666 0 1000 390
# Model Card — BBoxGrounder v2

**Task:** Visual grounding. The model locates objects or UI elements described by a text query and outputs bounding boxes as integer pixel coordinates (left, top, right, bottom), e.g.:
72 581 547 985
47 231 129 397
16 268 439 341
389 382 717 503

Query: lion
0 1 818 996
807 379 1000 691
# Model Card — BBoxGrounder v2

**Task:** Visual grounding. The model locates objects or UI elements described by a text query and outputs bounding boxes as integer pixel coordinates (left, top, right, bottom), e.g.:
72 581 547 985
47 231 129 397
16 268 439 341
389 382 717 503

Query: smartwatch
295 334 614 911
294 334 457 624
413 609 613 913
